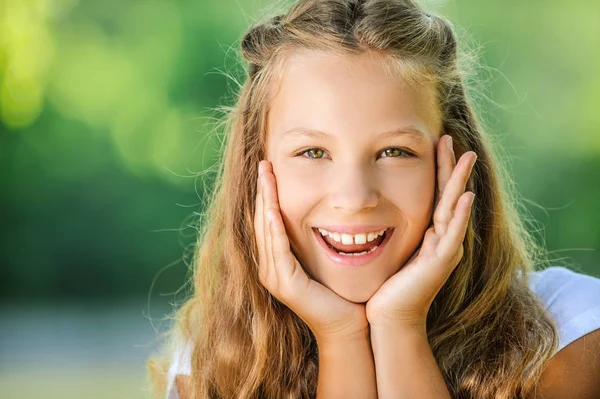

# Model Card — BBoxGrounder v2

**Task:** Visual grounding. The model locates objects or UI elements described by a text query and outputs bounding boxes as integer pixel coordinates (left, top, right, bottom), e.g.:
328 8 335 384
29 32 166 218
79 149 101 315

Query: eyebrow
280 126 429 142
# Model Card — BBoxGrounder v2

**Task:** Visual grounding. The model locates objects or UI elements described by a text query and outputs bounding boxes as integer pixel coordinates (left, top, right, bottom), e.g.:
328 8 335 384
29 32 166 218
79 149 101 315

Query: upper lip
313 225 392 235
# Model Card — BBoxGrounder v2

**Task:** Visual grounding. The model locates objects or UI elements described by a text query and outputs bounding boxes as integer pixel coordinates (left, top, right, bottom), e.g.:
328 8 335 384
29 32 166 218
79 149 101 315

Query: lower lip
312 228 394 267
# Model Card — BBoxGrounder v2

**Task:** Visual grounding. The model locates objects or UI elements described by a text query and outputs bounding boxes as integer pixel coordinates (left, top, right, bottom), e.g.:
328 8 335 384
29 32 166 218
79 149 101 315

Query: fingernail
446 136 453 152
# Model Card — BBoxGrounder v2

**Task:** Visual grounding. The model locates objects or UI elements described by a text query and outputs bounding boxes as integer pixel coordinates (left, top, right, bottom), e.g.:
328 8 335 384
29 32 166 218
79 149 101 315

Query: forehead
267 49 441 142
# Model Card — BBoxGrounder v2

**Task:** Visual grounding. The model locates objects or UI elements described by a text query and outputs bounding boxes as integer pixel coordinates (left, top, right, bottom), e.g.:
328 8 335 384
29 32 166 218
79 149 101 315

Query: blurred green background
0 0 598 398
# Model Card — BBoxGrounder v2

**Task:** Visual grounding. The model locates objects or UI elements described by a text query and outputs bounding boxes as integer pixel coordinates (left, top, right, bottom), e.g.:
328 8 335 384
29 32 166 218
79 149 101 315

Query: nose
327 166 379 213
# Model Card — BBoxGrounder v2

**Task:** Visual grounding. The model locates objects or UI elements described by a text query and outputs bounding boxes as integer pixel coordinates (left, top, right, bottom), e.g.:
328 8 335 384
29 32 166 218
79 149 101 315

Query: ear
533 328 600 398
175 374 192 399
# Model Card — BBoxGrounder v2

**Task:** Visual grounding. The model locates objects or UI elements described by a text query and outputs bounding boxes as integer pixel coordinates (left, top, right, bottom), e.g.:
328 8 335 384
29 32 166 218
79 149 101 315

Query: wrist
315 326 377 399
370 321 427 341
315 325 370 348
366 305 428 332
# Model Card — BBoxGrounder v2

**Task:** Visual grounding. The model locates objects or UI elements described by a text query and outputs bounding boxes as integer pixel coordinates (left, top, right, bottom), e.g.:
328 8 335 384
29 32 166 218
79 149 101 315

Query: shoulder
528 266 600 352
533 328 600 398
528 267 600 398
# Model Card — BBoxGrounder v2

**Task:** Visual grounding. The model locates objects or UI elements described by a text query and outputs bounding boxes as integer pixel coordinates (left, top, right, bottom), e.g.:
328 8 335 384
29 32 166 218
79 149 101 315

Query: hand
365 135 477 332
255 160 368 342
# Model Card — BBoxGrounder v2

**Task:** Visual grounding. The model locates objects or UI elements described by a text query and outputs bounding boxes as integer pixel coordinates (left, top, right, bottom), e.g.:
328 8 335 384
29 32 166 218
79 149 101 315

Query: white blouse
165 266 600 398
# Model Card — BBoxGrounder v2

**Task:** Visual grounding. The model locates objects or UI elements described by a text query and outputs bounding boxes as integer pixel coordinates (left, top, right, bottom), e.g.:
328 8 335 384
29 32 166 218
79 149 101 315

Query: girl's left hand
366 135 477 332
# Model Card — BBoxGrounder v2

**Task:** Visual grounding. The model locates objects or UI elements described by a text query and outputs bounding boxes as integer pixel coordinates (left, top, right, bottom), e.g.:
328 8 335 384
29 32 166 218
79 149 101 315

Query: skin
260 48 476 320
173 50 600 399
254 49 476 396
265 49 444 304
174 330 600 398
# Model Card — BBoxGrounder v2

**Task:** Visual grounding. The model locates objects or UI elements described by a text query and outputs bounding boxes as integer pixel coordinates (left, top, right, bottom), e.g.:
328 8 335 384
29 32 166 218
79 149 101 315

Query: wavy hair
149 0 559 397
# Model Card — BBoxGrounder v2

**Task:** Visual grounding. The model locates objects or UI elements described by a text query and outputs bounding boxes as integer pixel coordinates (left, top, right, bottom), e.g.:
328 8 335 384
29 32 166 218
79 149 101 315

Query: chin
328 281 380 304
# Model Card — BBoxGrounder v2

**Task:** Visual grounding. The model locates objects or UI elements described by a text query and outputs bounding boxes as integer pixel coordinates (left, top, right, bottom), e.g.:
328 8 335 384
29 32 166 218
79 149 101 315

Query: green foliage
0 0 598 301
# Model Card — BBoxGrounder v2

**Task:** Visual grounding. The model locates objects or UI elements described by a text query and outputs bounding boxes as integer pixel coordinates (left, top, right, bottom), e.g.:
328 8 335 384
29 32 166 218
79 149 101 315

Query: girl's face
265 50 442 303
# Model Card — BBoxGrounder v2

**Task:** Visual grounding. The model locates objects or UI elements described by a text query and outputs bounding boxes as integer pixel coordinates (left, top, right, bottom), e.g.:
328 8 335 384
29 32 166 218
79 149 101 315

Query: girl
149 0 600 397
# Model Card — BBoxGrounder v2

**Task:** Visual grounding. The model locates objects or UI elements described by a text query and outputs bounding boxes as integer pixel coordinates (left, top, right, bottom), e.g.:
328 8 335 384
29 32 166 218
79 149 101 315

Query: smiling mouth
312 227 395 267
313 228 392 255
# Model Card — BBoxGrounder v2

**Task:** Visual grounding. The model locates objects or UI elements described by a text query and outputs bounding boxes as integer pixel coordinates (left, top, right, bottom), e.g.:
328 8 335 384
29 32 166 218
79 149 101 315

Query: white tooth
338 250 369 256
337 244 380 256
354 233 366 244
321 228 388 245
341 233 353 245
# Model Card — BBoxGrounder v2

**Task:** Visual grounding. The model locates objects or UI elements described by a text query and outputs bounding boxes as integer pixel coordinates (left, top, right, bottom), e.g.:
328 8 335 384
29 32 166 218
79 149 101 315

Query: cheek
381 166 436 222
274 162 436 227
273 166 326 227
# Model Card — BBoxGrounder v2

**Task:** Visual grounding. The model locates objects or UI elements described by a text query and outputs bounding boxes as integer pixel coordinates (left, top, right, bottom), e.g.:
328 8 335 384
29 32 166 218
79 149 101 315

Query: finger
268 206 302 288
437 191 474 262
255 162 268 284
433 151 477 237
435 135 456 208
261 162 279 283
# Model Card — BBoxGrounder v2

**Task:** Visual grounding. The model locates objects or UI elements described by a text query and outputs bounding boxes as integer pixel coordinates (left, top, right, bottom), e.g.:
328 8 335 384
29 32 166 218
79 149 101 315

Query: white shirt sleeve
165 339 193 399
529 266 600 353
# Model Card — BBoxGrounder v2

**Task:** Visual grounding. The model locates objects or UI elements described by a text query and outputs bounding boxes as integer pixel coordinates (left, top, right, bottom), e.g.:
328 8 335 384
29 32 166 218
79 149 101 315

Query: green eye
298 147 415 160
302 148 326 159
380 148 413 158
382 148 401 157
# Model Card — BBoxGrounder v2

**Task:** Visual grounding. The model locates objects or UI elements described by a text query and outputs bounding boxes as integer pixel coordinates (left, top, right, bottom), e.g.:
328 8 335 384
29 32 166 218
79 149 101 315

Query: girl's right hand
254 160 369 343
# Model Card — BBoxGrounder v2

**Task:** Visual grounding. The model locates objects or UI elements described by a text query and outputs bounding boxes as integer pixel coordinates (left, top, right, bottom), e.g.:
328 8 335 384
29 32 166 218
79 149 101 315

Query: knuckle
264 204 278 213
433 210 449 224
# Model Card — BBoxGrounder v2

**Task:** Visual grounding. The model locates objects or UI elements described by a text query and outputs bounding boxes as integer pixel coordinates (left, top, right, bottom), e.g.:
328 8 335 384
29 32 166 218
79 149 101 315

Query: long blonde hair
149 0 559 397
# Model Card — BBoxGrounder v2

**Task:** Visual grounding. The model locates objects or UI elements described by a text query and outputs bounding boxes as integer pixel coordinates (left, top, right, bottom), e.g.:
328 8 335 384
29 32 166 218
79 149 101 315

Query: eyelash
296 147 416 160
